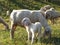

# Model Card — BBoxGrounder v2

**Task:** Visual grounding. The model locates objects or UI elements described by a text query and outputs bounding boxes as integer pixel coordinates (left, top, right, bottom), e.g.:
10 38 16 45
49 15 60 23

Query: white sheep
21 17 42 44
0 17 9 30
44 5 51 10
40 5 51 12
45 8 60 24
9 9 51 39
40 5 51 17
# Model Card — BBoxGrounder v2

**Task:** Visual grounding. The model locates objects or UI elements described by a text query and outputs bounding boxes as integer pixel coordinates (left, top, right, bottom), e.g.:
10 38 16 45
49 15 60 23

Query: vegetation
0 0 60 17
0 0 60 45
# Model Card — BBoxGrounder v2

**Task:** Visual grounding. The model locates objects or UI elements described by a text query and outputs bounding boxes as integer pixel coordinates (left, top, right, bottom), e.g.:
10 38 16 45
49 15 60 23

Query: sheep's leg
52 19 54 24
31 32 34 44
10 21 16 39
51 18 55 24
0 17 9 30
3 22 9 30
53 19 57 24
48 31 51 39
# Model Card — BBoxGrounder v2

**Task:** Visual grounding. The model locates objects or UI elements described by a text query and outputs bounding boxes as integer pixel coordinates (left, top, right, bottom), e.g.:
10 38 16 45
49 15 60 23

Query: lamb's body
10 9 51 39
26 22 42 44
27 22 42 33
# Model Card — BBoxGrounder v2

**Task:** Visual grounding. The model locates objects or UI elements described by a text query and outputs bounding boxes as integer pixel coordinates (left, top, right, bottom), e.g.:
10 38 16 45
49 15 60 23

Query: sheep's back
10 10 40 26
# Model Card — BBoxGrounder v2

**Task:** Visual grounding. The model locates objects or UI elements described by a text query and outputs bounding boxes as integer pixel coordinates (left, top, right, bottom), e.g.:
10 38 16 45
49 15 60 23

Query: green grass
0 19 60 45
0 0 60 45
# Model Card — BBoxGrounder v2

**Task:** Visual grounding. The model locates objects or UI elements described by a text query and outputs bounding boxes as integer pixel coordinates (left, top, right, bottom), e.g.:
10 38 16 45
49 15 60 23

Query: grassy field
0 0 60 45
0 18 60 45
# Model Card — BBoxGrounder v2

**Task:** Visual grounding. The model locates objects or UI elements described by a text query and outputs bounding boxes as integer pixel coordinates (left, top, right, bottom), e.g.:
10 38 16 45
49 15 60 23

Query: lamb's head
21 17 31 26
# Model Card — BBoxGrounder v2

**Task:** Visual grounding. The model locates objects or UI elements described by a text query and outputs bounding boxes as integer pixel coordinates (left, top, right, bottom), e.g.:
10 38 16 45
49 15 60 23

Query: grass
0 18 60 45
0 0 60 45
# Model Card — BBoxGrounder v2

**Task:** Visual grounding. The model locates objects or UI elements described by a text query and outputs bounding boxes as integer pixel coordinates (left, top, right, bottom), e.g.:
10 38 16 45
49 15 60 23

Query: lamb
21 17 42 44
0 17 9 30
9 9 51 39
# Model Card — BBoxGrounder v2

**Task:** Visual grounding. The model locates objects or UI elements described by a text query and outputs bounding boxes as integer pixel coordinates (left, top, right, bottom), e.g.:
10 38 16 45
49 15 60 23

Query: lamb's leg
31 32 34 44
38 28 41 42
10 21 16 39
27 32 30 41
27 32 31 42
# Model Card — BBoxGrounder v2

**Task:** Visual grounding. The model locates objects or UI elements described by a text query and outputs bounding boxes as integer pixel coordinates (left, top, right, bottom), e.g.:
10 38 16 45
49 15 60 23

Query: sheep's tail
6 10 10 16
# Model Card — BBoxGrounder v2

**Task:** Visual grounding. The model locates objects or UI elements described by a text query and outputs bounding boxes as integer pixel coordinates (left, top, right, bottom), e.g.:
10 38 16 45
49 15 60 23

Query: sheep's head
40 7 46 11
40 5 51 12
44 29 51 36
21 17 31 26
44 5 51 10
43 26 51 37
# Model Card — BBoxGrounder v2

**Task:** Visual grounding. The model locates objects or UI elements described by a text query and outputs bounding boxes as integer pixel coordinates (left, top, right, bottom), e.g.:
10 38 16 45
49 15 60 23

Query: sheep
44 5 51 10
40 5 51 12
40 5 51 17
21 17 42 44
0 17 9 30
45 8 60 24
9 9 51 39
44 8 55 19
